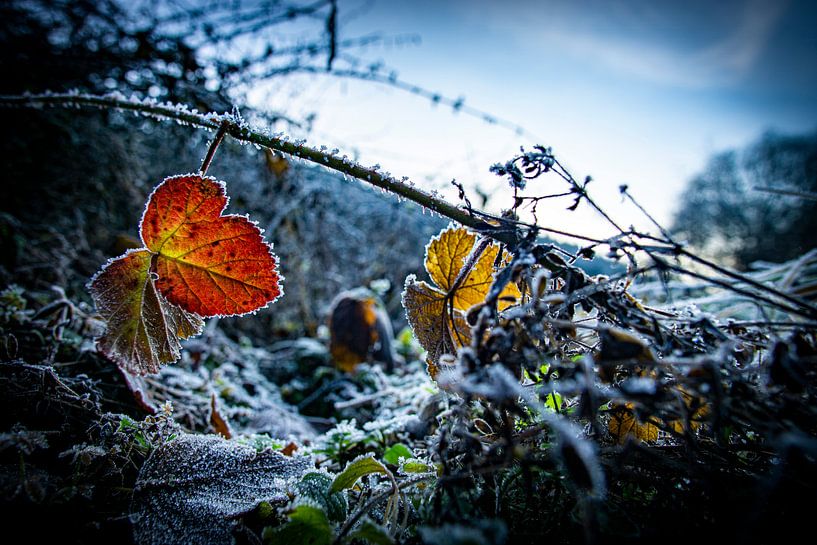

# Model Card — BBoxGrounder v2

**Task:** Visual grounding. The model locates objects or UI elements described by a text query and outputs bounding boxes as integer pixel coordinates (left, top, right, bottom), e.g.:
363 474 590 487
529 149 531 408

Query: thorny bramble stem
0 93 508 242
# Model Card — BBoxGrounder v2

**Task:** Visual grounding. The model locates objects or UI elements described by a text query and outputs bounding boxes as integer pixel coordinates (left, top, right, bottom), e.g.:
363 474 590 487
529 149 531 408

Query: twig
326 0 338 70
674 247 817 318
199 121 229 176
260 66 540 141
660 260 813 318
619 185 676 243
553 158 626 234
754 186 817 201
333 388 395 410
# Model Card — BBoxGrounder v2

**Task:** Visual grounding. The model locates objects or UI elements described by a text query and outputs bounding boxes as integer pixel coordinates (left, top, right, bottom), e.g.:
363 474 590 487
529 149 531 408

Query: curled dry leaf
89 250 203 375
209 392 232 439
328 289 393 373
608 387 709 443
402 278 471 380
89 174 281 375
402 225 519 380
607 360 711 443
670 386 710 434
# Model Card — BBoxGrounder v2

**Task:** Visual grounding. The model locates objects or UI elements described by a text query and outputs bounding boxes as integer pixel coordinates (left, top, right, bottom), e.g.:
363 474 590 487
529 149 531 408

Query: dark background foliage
672 130 817 269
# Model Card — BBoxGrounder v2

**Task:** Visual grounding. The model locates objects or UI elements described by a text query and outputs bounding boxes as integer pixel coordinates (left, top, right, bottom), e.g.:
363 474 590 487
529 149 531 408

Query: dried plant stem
675 247 817 318
333 473 433 544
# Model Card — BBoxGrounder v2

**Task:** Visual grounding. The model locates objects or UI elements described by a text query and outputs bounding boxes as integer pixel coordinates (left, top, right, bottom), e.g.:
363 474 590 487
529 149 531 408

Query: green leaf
330 455 390 493
256 501 275 521
347 519 394 545
400 459 433 474
383 443 412 466
117 415 137 431
544 391 562 411
133 431 151 450
296 472 348 523
263 504 333 545
132 434 309 545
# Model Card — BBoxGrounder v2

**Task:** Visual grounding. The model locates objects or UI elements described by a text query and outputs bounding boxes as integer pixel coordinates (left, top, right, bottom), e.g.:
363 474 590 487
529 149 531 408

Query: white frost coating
361 413 415 434
346 452 382 465
131 433 311 545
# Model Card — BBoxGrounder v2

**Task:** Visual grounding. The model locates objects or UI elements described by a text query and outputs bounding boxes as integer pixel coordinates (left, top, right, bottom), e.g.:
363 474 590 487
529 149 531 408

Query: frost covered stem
220 124 506 240
199 121 229 176
0 93 511 244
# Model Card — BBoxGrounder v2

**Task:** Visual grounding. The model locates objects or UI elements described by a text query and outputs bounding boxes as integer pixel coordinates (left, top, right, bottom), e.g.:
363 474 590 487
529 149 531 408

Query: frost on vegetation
131 433 311 545
136 331 316 442
361 413 417 435
0 424 50 455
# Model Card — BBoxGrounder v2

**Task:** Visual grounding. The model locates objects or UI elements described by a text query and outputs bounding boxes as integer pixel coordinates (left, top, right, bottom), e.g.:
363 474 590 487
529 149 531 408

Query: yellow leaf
403 225 520 381
608 402 660 444
670 386 710 434
425 225 520 312
458 241 521 312
402 277 471 380
425 226 477 294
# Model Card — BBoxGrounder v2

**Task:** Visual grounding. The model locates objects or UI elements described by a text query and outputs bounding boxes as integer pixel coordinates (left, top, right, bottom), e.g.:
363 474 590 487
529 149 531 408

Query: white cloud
489 0 788 89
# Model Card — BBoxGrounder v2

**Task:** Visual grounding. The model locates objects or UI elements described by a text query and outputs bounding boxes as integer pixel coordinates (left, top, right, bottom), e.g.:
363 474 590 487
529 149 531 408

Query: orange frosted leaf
141 174 282 317
89 173 282 375
88 249 204 375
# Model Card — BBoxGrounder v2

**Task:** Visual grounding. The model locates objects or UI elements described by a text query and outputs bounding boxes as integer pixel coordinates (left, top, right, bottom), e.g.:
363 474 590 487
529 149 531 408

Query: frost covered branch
0 92 510 242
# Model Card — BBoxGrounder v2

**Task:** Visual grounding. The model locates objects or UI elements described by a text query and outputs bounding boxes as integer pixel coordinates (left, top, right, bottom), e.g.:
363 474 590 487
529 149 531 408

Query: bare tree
672 130 817 268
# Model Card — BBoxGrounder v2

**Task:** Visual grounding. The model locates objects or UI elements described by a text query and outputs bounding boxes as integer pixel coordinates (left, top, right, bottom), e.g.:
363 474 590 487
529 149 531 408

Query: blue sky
253 0 817 240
